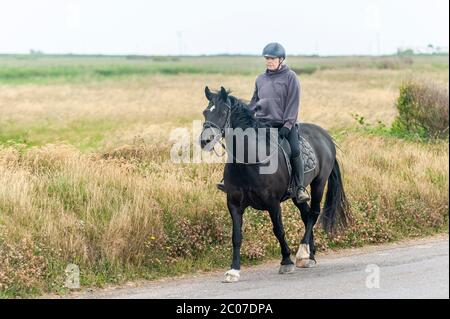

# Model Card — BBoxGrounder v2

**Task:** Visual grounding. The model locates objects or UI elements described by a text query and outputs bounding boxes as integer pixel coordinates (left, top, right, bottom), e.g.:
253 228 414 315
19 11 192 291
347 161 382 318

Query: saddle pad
282 135 317 177
299 136 316 173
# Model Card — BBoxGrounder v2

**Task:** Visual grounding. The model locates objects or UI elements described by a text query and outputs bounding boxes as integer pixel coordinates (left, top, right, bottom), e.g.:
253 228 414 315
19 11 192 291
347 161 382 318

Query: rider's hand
279 127 290 139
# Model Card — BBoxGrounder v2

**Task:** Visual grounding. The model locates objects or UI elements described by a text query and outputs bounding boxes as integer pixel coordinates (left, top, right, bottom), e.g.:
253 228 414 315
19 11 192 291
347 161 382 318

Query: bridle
201 100 281 164
202 100 232 157
202 100 232 135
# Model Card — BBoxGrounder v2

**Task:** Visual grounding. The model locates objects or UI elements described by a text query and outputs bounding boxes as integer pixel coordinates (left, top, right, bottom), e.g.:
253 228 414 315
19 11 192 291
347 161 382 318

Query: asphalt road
70 235 449 299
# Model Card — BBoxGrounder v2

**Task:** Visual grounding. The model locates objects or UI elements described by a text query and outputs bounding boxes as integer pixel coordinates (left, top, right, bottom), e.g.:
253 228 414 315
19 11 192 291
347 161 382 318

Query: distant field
0 54 448 84
0 54 448 297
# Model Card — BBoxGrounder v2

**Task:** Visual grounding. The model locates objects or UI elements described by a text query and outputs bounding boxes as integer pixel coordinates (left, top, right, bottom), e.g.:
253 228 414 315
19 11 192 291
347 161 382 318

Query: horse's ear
220 86 228 101
205 86 212 101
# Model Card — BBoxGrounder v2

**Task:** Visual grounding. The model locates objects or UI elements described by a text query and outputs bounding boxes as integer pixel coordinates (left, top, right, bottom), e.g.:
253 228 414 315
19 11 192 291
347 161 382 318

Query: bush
392 80 449 139
377 58 400 70
291 66 321 75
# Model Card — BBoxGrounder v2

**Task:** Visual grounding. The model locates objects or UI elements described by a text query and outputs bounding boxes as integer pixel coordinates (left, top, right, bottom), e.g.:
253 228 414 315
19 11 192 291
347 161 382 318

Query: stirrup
216 182 226 192
295 186 310 203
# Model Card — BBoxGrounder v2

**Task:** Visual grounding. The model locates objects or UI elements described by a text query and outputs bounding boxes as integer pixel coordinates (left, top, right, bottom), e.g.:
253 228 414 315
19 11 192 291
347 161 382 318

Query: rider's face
265 57 281 70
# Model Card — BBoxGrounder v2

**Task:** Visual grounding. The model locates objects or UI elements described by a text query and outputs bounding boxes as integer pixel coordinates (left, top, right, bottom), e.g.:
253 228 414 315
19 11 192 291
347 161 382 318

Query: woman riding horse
217 42 310 203
200 43 351 283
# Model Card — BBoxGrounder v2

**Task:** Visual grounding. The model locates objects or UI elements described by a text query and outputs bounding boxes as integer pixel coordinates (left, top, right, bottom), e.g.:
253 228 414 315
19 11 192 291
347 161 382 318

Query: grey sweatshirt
248 64 300 130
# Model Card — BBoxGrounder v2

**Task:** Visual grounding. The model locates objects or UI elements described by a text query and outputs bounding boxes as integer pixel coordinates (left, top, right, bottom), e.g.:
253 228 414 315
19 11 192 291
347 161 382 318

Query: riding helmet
262 42 286 59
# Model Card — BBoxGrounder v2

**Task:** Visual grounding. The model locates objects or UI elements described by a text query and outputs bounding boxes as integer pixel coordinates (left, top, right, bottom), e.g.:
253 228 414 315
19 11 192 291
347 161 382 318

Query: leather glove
279 126 290 139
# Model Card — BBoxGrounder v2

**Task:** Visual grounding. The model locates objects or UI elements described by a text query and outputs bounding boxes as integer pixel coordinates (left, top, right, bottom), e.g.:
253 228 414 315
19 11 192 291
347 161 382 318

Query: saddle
279 123 317 198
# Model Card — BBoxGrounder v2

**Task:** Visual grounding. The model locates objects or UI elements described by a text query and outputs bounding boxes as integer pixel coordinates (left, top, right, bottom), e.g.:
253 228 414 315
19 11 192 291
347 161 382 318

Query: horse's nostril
199 136 210 146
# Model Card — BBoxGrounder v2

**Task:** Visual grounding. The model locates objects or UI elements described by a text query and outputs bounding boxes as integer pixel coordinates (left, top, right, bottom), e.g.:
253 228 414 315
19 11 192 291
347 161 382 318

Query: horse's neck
227 111 277 164
229 105 259 130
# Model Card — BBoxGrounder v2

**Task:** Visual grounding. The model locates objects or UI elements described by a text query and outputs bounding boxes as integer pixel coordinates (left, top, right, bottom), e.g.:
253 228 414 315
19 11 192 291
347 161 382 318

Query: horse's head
199 86 231 151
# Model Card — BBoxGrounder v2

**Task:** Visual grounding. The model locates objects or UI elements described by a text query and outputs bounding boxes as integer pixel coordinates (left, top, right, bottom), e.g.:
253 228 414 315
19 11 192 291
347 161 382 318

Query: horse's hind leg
293 201 316 268
293 178 326 268
268 203 295 274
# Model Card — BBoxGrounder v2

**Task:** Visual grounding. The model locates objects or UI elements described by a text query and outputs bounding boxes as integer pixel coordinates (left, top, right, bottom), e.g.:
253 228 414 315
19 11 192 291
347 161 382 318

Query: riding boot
216 178 226 193
291 154 310 203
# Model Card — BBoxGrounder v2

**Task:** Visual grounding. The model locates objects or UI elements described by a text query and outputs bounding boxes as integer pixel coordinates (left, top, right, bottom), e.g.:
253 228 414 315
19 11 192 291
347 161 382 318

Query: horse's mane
222 92 265 129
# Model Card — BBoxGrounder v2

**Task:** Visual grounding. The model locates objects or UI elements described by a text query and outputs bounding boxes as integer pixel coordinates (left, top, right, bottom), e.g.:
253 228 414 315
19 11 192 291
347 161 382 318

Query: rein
202 100 284 165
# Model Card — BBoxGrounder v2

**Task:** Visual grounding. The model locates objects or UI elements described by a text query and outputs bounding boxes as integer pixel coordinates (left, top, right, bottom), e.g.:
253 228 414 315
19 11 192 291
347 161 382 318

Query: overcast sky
1 0 448 56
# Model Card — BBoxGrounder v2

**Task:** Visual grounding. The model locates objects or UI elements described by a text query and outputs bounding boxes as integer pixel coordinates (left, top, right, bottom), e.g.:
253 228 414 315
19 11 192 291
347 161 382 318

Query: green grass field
0 54 448 84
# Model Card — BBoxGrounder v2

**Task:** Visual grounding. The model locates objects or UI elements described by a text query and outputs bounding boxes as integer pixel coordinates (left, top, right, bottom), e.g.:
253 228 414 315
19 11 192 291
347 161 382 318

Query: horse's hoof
223 269 240 283
296 258 317 268
279 263 295 274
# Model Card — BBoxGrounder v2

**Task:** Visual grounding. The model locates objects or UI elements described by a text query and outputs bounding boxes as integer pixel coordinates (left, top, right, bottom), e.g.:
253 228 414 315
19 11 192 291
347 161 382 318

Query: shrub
291 66 320 75
392 80 449 139
377 58 400 70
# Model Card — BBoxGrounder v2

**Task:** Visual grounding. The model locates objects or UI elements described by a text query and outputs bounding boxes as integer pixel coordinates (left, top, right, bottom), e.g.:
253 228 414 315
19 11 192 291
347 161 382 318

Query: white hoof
279 263 295 274
295 258 317 268
223 269 240 283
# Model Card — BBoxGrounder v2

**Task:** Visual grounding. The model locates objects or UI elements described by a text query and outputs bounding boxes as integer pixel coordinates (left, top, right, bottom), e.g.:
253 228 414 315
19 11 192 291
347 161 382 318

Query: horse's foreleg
224 200 244 283
268 203 295 274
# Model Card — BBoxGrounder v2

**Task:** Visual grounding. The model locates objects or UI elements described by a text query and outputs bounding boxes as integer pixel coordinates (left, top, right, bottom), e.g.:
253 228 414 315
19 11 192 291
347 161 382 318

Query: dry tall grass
3 68 442 148
1 132 447 296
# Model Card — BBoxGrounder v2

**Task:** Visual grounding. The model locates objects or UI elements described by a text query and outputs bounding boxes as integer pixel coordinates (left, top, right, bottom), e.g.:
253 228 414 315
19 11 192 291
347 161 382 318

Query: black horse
200 86 351 282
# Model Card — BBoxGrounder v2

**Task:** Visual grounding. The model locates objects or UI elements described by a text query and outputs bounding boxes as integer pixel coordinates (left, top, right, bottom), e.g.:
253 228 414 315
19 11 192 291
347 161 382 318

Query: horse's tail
320 158 351 236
